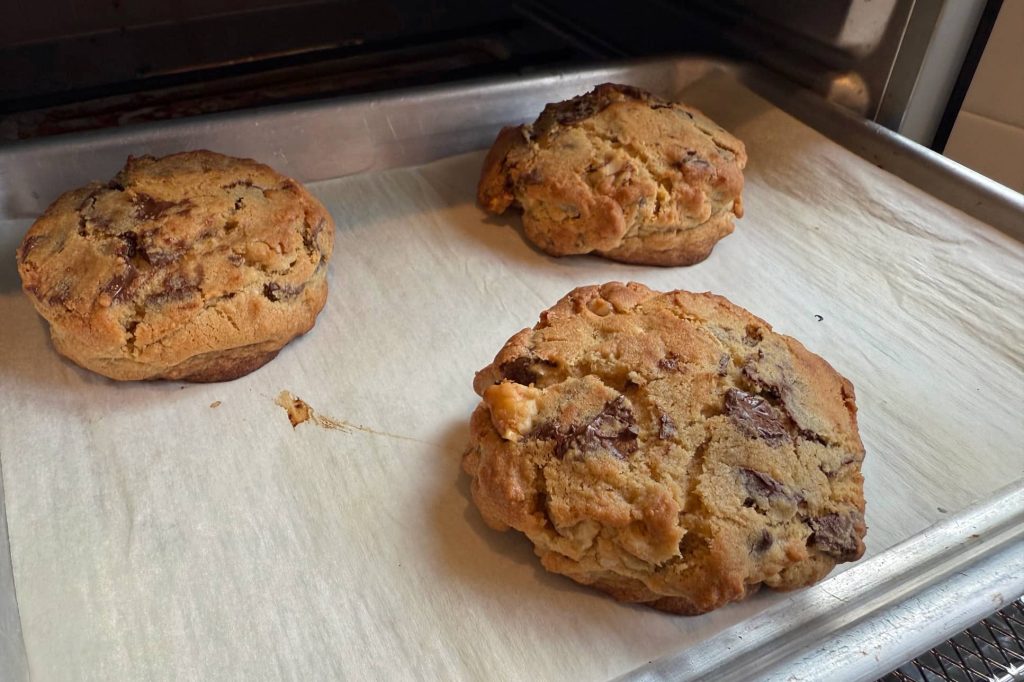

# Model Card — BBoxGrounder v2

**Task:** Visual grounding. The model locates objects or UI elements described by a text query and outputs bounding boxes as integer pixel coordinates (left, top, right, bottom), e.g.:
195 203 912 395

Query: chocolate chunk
658 414 677 440
819 455 858 477
146 272 199 305
739 468 785 497
106 180 126 191
539 396 639 460
100 266 138 304
752 529 773 553
137 231 189 265
117 231 140 260
541 83 650 128
717 354 730 376
144 249 184 267
738 467 802 511
500 356 540 386
133 194 190 221
808 513 863 561
658 355 679 372
522 167 544 185
263 281 305 302
18 235 44 262
303 217 326 254
76 190 101 213
724 389 789 445
549 96 603 127
800 429 829 446
741 362 784 404
45 281 72 306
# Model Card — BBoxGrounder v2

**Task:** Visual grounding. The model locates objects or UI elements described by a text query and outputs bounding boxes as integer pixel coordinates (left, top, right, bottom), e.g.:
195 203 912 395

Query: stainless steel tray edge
621 480 1024 681
1 56 1020 240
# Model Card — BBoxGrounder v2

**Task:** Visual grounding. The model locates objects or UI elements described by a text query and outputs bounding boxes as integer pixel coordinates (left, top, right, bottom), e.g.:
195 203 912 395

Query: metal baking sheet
1 58 1021 681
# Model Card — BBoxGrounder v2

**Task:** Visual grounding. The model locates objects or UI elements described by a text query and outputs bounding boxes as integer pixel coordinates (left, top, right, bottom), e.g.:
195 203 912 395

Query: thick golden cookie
16 150 334 381
478 84 747 266
464 282 866 614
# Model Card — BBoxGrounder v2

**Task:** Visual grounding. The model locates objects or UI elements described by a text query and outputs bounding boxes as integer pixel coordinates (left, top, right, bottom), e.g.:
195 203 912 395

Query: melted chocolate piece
522 167 544 185
739 468 785 497
263 281 305 302
76 190 101 213
808 513 862 561
800 429 829 446
133 194 190 221
101 266 138 304
658 414 677 440
717 354 730 376
303 217 326 254
146 272 199 306
738 467 802 510
138 231 188 265
539 83 651 130
18 235 44 262
45 281 72 306
752 529 773 553
724 389 789 445
500 357 539 386
117 231 140 260
539 396 639 460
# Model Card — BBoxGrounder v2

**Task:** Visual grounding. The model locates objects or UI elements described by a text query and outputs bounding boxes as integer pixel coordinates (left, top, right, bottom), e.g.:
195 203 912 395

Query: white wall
944 0 1024 193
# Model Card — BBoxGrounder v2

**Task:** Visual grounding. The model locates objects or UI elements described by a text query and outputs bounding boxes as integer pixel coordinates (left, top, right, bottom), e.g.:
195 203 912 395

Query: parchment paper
1 74 1022 681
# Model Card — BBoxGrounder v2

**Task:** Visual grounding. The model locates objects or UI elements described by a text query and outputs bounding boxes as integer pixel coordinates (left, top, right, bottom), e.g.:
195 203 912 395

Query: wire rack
880 596 1024 682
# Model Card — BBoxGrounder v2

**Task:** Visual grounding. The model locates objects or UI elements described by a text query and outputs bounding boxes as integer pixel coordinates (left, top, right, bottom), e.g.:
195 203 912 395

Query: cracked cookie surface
464 282 865 614
16 150 334 381
477 83 747 266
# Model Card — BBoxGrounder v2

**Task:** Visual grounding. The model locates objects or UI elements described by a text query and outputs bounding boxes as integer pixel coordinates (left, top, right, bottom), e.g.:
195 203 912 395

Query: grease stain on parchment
274 390 431 445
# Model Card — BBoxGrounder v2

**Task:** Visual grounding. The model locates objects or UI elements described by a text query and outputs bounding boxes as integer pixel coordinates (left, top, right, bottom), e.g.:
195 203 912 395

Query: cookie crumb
210 400 221 409
274 391 438 447
814 314 824 322
276 390 313 427
937 506 947 513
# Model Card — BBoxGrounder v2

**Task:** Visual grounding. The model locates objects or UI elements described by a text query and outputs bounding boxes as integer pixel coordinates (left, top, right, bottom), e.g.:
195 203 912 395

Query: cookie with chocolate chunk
463 282 865 614
16 150 334 381
477 83 747 266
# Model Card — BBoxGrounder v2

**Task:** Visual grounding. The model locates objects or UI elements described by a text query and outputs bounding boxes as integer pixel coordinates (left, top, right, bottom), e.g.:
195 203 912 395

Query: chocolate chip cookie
464 282 865 614
16 150 334 381
477 84 747 266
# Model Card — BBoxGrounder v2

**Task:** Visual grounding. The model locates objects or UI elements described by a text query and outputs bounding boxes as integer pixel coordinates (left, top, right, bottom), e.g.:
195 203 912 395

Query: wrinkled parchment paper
1 74 1022 681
